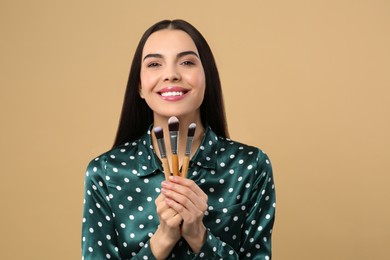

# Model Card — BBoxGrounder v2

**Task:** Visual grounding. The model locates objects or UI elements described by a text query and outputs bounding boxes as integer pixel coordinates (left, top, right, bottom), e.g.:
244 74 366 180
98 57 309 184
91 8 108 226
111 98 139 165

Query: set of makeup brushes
153 116 196 180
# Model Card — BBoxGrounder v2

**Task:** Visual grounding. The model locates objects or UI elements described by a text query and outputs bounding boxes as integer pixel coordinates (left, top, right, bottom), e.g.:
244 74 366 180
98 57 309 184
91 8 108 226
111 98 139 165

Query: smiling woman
139 29 206 123
81 19 276 260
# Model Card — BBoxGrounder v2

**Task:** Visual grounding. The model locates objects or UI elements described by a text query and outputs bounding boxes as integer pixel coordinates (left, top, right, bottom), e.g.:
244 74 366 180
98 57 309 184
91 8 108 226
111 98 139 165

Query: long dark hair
113 19 228 148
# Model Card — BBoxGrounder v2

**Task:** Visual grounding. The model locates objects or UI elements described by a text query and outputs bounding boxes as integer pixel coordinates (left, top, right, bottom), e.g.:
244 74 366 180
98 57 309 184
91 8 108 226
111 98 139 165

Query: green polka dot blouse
82 127 276 259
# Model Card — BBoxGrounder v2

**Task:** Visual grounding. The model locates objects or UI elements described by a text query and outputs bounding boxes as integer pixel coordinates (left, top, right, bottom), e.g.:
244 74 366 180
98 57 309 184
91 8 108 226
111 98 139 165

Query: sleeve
81 156 159 260
81 156 122 259
189 150 276 260
190 230 238 259
237 150 275 259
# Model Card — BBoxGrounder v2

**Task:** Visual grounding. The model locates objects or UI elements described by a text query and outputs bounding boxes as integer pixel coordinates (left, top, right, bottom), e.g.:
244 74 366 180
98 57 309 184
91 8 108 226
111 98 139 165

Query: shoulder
213 135 273 192
214 134 273 184
85 136 147 176
217 135 271 164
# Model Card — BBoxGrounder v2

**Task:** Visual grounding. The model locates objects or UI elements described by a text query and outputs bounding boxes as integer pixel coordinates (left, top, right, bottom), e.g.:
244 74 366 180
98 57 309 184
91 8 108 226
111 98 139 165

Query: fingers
165 176 208 205
153 195 182 252
155 194 183 227
156 177 209 231
161 177 208 251
164 196 204 224
161 185 205 214
161 177 208 219
164 211 183 228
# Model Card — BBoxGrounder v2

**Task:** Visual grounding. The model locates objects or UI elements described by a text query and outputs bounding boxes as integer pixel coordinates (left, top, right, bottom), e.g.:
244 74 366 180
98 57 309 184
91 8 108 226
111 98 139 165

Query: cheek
188 70 206 90
140 70 159 89
139 72 153 96
195 74 206 105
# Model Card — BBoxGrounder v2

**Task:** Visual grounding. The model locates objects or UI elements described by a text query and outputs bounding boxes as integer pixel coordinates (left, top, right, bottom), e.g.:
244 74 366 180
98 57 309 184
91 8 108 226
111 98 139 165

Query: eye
181 60 195 66
147 62 161 68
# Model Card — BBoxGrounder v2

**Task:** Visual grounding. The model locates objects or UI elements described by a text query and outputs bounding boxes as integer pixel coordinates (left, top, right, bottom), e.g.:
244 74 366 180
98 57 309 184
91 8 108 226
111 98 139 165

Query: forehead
142 29 198 56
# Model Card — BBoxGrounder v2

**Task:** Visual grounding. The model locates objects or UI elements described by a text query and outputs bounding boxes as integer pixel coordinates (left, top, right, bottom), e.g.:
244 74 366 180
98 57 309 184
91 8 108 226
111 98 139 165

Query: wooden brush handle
181 156 190 178
172 154 179 176
161 158 171 180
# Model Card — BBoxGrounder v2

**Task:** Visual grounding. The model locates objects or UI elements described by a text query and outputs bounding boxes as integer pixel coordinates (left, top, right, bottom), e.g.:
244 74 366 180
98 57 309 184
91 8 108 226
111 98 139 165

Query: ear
139 84 145 99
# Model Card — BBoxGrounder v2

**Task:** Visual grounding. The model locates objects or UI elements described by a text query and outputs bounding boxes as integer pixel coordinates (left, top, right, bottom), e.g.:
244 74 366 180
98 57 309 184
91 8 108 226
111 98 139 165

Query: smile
160 91 185 97
158 86 190 100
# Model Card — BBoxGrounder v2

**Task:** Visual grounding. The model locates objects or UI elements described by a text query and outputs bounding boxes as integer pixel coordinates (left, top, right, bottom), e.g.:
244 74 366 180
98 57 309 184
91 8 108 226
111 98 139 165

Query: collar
136 126 219 177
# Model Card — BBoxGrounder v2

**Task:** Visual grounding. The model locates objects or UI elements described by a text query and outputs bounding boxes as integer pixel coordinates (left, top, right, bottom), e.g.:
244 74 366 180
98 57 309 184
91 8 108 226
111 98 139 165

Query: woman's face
139 29 206 122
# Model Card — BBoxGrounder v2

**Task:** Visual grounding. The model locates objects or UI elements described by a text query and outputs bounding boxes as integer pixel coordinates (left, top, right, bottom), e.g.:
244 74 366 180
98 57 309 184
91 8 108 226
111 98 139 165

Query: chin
154 109 200 120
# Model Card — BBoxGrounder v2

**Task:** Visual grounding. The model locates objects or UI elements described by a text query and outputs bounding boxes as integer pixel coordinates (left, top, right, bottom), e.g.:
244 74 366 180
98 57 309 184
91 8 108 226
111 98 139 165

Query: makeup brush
181 123 196 178
153 126 171 181
168 116 180 176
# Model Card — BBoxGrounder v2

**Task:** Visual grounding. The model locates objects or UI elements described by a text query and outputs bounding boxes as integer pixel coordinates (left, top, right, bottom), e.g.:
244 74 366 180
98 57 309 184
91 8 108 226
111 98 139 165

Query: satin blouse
82 126 276 259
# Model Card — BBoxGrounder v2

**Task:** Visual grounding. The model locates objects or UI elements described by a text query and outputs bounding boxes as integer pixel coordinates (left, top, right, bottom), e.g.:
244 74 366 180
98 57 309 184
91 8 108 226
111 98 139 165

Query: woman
82 19 275 259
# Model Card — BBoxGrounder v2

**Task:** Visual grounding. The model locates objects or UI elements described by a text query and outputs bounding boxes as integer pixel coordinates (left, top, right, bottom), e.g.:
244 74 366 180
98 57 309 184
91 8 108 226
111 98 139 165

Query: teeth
161 91 184 97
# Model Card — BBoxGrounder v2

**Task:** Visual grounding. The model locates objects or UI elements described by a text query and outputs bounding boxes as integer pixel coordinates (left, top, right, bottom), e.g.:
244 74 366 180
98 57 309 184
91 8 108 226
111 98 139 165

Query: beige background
1 0 389 259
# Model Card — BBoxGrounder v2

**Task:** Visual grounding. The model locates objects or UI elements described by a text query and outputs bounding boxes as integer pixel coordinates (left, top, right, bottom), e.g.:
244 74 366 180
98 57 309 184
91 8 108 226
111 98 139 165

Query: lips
158 86 189 100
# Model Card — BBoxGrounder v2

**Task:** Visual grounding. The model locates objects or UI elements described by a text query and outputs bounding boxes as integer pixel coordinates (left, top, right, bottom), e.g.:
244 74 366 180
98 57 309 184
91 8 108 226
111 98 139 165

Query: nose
163 65 181 82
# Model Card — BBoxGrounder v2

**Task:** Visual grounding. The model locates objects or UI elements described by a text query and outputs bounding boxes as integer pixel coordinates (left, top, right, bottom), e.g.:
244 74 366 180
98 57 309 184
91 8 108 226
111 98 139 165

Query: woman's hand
150 193 183 259
161 176 208 253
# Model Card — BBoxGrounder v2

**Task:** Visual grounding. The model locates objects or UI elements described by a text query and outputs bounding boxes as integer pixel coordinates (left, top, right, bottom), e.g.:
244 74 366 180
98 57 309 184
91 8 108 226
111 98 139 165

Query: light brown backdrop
1 0 389 259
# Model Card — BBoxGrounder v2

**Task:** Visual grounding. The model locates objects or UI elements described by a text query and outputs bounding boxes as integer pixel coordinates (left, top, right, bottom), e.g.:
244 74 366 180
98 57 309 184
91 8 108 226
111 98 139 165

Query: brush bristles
153 126 164 139
187 123 196 137
168 116 179 131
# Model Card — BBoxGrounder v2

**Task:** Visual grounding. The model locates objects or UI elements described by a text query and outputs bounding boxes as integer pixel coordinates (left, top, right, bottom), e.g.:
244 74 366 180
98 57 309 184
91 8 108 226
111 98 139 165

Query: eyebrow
143 51 199 61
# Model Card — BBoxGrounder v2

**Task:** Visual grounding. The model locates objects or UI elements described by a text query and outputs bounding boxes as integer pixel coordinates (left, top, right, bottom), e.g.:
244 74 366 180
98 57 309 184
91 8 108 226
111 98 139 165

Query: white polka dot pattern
82 127 275 259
